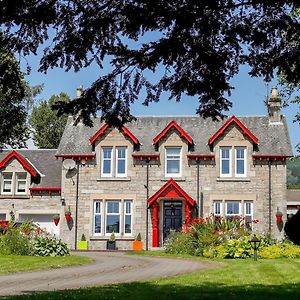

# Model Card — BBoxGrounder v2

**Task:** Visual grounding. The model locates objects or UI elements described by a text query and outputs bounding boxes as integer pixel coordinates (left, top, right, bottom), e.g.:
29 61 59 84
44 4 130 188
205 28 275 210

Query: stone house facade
0 88 293 250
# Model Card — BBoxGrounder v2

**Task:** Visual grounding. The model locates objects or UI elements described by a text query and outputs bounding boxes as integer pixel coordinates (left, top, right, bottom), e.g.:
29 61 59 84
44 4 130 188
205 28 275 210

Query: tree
29 93 70 148
1 1 299 126
0 40 29 148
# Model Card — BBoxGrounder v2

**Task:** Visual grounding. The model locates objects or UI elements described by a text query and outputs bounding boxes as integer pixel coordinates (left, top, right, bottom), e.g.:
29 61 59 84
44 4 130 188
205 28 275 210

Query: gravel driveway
0 251 218 296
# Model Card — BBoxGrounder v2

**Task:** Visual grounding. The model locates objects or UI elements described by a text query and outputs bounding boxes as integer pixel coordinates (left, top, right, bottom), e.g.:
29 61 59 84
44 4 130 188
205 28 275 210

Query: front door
163 201 182 241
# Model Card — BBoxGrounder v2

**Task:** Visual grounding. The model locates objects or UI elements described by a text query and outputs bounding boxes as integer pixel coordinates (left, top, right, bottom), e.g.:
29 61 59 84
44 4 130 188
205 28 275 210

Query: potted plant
132 233 143 251
107 231 116 250
53 214 60 226
276 210 283 223
78 234 88 250
65 208 72 222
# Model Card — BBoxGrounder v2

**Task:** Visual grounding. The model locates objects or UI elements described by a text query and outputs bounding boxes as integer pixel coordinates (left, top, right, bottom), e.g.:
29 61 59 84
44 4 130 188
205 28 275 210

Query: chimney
76 85 83 98
267 86 282 123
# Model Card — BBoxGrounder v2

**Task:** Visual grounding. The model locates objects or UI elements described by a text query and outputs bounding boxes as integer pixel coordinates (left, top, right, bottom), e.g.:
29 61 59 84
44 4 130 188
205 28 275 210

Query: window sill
161 177 186 182
97 177 131 182
0 194 30 199
217 177 251 182
90 236 134 241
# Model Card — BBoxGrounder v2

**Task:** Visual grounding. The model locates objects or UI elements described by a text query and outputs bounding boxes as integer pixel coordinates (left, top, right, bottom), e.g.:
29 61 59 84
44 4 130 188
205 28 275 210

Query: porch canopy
148 178 196 247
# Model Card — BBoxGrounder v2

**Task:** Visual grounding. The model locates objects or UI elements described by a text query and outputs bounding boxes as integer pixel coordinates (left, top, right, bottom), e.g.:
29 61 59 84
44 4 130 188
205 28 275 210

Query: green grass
0 254 93 275
2 252 300 300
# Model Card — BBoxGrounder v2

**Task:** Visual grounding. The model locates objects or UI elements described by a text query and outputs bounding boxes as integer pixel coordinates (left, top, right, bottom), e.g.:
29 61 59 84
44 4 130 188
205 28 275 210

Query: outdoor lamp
249 234 261 261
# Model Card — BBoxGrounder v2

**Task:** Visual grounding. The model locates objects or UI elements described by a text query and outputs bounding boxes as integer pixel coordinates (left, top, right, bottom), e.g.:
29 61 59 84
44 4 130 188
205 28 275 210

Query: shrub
165 231 197 255
32 236 70 256
0 229 32 255
282 243 300 258
259 244 283 259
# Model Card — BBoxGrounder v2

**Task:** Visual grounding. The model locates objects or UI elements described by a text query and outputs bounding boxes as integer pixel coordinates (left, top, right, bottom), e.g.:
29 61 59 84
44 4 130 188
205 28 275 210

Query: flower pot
132 241 143 251
276 215 283 223
78 241 88 250
65 213 72 222
53 218 60 226
107 240 116 250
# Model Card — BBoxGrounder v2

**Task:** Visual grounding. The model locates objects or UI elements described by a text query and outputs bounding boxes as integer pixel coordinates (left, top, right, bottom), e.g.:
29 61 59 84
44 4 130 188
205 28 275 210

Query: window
220 148 231 177
124 200 132 235
235 148 246 177
101 148 113 177
106 201 120 234
213 201 222 216
16 173 27 194
116 147 127 177
2 173 12 194
244 201 253 229
165 147 181 177
225 201 240 219
94 201 102 235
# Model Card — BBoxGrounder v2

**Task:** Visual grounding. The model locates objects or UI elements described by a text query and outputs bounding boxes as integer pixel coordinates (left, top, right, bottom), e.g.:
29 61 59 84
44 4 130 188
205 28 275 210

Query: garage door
19 214 59 237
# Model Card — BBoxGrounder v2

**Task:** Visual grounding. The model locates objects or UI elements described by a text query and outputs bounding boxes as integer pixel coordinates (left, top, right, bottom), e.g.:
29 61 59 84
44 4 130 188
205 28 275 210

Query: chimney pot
76 85 83 98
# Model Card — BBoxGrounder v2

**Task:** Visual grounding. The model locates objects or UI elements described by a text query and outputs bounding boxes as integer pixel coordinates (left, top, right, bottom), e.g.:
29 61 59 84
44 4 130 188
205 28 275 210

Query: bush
0 229 32 255
32 236 70 256
259 242 300 259
282 243 300 258
165 231 197 255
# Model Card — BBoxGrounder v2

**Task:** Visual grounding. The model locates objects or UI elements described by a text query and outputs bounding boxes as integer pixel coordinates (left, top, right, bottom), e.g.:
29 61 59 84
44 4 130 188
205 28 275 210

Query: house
0 87 293 249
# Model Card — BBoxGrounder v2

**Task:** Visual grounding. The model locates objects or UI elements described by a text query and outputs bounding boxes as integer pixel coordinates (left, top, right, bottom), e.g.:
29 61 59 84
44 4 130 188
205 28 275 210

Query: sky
24 53 299 155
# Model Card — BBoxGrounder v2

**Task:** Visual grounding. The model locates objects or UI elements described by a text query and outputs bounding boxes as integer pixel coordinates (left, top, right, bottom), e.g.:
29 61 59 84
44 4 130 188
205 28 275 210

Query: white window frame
244 201 253 229
116 147 127 177
15 172 27 195
235 147 247 177
105 200 121 236
124 200 132 236
225 201 241 217
1 172 13 195
93 201 102 236
213 200 222 216
101 147 113 177
165 147 182 177
220 147 232 177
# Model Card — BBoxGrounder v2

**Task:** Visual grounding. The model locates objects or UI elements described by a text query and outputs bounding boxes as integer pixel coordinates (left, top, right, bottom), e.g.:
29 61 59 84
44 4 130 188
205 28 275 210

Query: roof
0 149 61 188
57 115 293 156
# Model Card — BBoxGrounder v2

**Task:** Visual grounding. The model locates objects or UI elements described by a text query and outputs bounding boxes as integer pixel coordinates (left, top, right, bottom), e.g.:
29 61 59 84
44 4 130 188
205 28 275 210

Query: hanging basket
276 215 283 223
53 216 60 226
65 213 72 222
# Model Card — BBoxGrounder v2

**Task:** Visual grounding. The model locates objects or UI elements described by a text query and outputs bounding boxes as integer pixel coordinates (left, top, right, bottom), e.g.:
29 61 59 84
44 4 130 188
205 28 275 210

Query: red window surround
208 116 259 146
153 121 193 146
0 151 38 177
90 124 140 145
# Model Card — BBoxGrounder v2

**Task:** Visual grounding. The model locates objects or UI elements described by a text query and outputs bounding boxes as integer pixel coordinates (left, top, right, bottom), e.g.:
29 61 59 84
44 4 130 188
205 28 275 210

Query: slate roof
0 149 61 188
57 115 293 156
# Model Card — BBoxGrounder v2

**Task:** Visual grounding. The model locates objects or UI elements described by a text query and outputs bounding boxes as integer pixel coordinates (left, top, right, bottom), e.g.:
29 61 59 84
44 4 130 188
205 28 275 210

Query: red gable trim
148 178 196 207
55 154 95 161
90 124 140 145
132 154 160 161
208 116 259 146
153 121 193 146
252 155 291 161
0 151 38 177
187 154 215 161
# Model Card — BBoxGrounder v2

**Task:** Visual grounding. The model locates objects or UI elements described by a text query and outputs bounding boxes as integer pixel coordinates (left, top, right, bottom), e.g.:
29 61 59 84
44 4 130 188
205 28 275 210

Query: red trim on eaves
90 124 140 145
29 187 61 192
55 154 95 161
0 151 38 177
132 154 160 161
208 116 259 146
148 178 196 207
252 155 291 161
153 121 193 146
187 154 215 161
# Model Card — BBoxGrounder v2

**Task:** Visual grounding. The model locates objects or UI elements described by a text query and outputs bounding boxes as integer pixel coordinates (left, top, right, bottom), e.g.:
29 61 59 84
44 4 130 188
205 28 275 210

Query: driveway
0 251 218 296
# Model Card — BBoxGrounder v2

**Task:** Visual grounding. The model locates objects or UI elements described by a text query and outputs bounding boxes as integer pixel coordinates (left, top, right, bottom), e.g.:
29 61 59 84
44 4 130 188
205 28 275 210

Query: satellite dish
63 159 76 171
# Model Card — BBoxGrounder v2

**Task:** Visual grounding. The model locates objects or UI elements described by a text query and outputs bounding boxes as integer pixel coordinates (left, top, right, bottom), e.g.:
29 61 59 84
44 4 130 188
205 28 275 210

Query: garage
19 214 59 237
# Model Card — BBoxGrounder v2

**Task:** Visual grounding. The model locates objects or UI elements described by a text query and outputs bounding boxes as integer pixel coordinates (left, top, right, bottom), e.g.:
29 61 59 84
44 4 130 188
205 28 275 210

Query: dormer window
116 147 127 177
220 148 231 177
235 147 246 177
16 173 27 194
165 147 181 177
1 172 28 195
101 148 113 177
2 173 12 194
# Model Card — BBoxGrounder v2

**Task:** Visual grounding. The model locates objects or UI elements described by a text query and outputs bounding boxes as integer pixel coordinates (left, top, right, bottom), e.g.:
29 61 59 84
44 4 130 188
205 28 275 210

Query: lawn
0 254 93 275
2 253 300 300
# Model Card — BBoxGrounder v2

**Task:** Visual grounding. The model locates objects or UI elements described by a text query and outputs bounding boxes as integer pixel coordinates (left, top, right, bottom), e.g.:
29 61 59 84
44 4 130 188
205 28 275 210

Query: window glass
213 201 222 215
124 200 132 234
220 148 231 176
2 173 12 193
94 201 102 234
166 147 181 175
236 148 246 175
16 173 27 193
116 147 126 176
102 148 112 176
244 201 253 230
226 201 240 215
106 201 120 233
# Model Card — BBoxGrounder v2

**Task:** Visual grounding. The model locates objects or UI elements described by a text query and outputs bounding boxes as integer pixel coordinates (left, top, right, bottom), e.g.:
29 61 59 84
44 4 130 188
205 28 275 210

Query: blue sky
24 55 299 154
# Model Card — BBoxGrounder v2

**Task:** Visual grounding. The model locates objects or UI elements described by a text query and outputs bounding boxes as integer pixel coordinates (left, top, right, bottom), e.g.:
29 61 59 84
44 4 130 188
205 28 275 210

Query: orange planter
132 241 143 251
